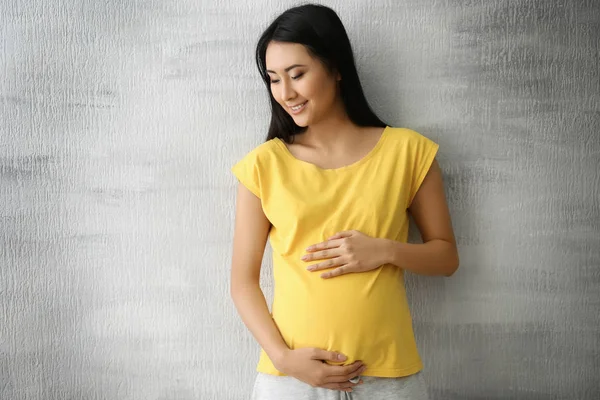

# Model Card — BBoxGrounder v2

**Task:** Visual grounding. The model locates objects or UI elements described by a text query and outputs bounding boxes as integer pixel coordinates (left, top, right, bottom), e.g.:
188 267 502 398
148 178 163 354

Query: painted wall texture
1 0 598 399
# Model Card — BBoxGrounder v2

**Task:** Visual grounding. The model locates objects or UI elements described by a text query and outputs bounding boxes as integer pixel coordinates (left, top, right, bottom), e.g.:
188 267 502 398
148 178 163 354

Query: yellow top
231 126 439 377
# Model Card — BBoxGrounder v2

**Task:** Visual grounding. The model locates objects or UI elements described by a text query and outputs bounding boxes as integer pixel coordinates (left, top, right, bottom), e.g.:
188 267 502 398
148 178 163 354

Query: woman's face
265 41 341 127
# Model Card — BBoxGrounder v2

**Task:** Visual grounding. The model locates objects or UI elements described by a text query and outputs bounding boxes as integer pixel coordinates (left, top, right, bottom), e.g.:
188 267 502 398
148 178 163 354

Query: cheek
308 83 336 109
302 81 319 100
269 86 278 101
270 88 286 107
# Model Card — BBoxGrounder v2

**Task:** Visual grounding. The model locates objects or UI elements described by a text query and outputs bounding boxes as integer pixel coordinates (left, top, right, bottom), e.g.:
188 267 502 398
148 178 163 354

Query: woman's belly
270 263 415 368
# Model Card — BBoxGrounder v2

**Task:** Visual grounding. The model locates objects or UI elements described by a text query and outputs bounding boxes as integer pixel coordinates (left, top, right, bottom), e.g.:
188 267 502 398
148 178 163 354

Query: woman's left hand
302 230 388 278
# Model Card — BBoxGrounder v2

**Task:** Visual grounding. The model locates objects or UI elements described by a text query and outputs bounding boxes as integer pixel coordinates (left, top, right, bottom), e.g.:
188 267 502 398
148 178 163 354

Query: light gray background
1 0 599 399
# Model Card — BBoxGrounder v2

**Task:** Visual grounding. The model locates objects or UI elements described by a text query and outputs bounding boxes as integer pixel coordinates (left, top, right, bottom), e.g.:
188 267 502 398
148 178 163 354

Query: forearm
230 282 289 367
381 238 459 276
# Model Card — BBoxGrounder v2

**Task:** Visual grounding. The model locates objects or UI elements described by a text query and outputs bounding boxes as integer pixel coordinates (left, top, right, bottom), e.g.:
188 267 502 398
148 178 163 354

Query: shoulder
248 137 280 155
385 126 439 148
385 126 434 142
231 138 282 197
236 138 281 163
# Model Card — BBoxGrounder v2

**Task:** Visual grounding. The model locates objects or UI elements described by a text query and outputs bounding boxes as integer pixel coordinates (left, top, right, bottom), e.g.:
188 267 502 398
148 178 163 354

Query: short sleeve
231 149 261 198
407 130 439 206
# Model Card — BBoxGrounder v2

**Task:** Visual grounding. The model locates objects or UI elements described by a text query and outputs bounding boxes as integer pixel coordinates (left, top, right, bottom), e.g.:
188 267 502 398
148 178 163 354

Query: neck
300 102 360 148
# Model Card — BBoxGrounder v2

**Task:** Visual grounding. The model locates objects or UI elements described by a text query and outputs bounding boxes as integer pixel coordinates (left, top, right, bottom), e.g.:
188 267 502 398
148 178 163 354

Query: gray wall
1 0 598 399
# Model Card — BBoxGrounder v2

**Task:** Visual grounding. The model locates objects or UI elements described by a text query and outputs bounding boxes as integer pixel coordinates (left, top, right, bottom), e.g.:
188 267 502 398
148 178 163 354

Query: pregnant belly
271 264 411 366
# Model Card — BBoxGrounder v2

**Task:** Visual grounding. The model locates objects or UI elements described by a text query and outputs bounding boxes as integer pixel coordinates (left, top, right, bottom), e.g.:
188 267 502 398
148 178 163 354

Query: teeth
291 102 306 110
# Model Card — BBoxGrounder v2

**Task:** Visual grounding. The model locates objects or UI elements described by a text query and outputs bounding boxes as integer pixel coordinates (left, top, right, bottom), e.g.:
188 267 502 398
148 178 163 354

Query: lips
288 101 308 114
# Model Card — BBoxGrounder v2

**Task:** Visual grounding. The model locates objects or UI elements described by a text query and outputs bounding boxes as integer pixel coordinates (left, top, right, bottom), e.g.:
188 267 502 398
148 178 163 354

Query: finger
342 364 367 382
307 257 342 272
305 242 323 252
324 362 364 381
321 265 349 279
311 349 347 362
303 248 336 261
306 242 328 253
306 237 344 252
324 370 364 384
326 231 353 240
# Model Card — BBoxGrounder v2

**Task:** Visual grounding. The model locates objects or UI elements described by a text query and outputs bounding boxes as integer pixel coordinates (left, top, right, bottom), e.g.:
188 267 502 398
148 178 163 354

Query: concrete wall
1 0 598 399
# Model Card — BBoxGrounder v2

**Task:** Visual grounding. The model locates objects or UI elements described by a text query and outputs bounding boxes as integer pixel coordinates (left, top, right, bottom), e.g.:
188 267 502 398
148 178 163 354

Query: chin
291 116 310 127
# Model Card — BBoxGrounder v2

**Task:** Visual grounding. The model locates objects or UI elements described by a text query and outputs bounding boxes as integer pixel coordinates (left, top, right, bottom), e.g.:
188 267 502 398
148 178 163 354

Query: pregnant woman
230 4 459 399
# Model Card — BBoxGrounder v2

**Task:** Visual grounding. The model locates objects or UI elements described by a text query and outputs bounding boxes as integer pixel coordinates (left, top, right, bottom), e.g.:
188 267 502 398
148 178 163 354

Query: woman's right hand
274 348 366 392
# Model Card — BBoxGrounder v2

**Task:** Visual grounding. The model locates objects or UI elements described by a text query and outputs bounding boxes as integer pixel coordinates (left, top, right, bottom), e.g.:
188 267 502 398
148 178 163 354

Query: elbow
229 282 244 308
444 250 460 277
444 264 458 277
229 280 243 301
229 274 259 301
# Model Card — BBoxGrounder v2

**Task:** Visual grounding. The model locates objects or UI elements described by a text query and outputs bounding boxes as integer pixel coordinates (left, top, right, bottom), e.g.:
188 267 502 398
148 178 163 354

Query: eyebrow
266 64 306 74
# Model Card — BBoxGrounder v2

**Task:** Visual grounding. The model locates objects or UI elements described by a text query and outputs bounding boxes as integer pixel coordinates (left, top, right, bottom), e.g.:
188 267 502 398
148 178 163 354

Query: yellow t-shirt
231 126 439 377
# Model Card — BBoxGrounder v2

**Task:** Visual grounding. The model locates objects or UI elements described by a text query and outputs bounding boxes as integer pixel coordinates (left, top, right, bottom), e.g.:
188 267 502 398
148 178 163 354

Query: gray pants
251 371 429 400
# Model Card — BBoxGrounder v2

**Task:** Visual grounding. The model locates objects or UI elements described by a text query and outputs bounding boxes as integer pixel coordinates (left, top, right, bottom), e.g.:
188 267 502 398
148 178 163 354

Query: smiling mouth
289 101 308 114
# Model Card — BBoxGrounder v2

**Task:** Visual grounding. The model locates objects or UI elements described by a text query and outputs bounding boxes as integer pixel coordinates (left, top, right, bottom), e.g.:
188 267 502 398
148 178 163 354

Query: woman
230 4 459 399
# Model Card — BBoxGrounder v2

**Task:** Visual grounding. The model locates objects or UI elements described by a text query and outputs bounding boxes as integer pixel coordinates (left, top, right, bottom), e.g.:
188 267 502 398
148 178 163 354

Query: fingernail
337 354 347 361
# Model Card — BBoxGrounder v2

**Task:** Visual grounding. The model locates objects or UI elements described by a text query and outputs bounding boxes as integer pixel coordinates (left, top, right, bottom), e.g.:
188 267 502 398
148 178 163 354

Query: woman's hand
302 230 388 278
275 348 365 392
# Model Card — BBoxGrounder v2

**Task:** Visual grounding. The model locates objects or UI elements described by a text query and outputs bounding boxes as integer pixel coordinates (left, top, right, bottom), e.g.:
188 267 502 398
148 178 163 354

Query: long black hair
255 3 388 143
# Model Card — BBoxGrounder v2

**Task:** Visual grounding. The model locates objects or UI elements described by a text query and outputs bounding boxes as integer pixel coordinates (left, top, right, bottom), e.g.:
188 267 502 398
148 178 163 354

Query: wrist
271 347 291 371
379 238 394 265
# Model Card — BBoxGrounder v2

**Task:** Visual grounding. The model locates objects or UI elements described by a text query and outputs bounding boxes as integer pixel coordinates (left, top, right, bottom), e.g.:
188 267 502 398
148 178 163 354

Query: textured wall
1 0 598 399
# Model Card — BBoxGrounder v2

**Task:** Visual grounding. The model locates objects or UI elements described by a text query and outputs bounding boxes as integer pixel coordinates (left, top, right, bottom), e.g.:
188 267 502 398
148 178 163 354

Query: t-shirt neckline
273 126 389 172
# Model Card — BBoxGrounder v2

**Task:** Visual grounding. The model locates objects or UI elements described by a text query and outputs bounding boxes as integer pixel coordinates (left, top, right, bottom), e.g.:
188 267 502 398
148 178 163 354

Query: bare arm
382 159 459 276
230 183 365 391
230 183 288 367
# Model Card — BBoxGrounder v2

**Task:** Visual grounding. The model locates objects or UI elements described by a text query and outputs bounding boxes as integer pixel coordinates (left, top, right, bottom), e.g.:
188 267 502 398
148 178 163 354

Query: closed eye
269 72 304 84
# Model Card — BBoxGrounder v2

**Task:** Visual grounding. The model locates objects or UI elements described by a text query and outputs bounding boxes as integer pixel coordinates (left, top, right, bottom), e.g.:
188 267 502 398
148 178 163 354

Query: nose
280 79 296 101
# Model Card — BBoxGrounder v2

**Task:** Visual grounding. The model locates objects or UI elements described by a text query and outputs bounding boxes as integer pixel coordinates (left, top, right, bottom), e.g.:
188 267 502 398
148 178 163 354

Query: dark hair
255 3 387 143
